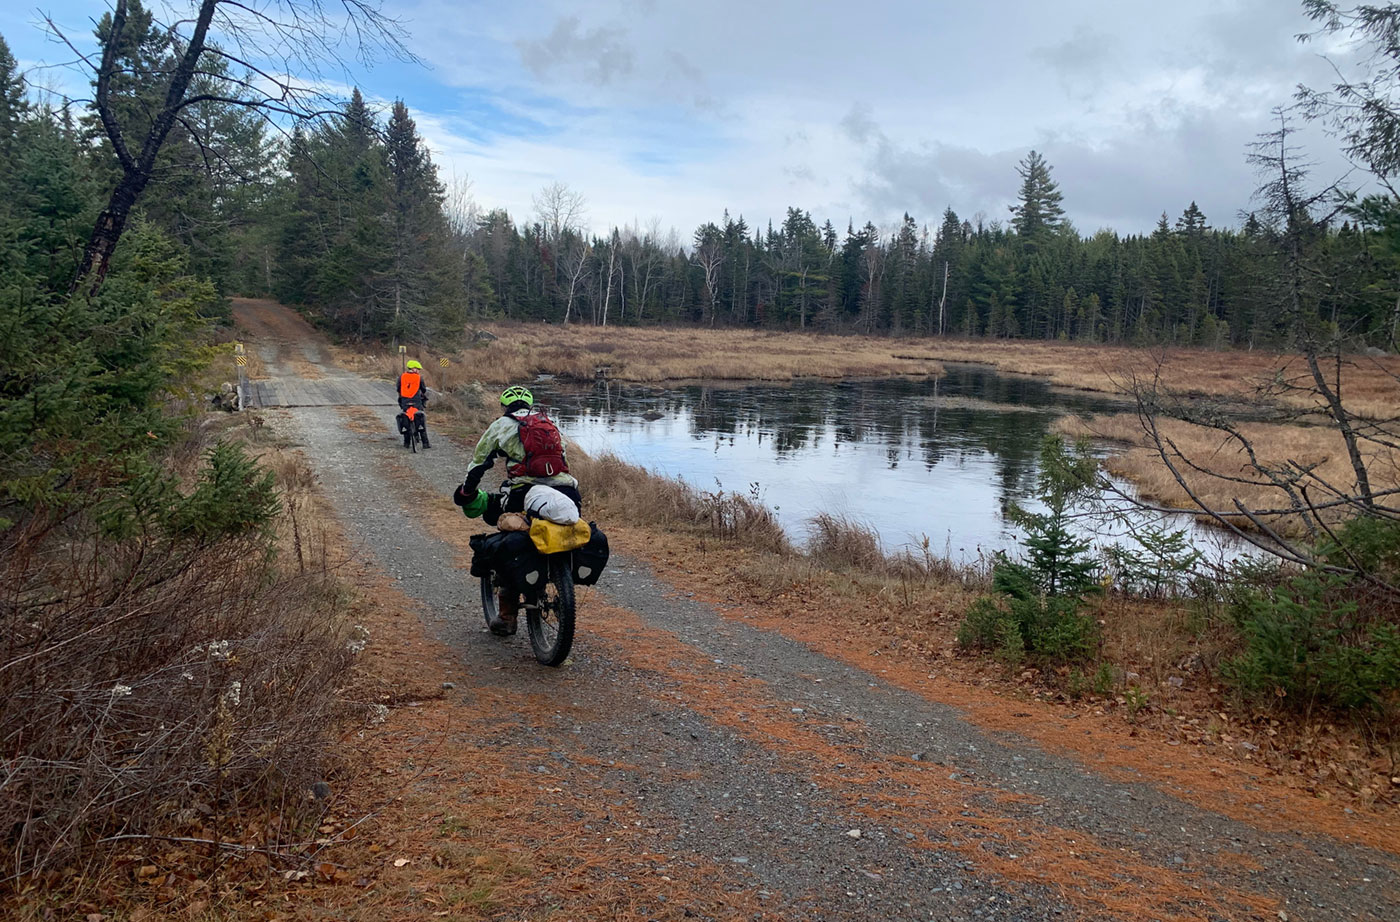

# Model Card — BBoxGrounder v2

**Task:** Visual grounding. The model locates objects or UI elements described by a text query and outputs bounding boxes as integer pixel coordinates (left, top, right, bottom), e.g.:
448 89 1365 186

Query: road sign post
234 342 248 410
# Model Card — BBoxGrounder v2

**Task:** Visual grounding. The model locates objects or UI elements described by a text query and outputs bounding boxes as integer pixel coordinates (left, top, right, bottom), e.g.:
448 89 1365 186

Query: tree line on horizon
4 2 1398 353
262 101 1400 350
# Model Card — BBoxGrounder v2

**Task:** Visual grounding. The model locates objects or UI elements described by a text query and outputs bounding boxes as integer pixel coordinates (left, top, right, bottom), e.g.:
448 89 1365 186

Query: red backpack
509 411 569 478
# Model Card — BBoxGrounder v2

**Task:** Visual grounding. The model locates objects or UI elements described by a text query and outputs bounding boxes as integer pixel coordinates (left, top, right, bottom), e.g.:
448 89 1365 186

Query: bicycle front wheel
526 556 575 667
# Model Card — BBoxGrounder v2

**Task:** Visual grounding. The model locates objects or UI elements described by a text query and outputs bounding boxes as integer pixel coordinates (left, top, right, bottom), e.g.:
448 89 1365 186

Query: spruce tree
1009 150 1065 249
1176 201 1208 236
0 35 27 172
380 99 463 339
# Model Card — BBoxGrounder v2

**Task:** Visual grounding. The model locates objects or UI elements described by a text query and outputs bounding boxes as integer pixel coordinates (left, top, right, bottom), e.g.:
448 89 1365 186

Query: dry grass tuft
570 451 791 555
807 514 987 587
808 512 888 571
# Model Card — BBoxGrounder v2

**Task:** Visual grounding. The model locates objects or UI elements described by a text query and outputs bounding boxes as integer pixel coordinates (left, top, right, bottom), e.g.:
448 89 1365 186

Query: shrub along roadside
2 219 358 882
1219 517 1400 717
946 434 1400 728
957 436 1103 666
1 440 357 880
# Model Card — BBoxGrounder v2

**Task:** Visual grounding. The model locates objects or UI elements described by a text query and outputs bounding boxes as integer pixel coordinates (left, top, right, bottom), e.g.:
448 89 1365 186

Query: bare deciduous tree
559 236 591 325
532 180 587 244
50 0 412 293
692 223 725 327
600 228 622 327
624 218 664 323
1122 113 1400 595
445 170 481 245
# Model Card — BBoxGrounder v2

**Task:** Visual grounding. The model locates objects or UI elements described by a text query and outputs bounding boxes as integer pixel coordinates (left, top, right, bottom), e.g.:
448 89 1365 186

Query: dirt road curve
233 299 1398 922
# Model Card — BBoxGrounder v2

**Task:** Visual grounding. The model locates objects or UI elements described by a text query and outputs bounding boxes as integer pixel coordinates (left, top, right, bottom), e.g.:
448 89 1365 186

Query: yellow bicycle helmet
406 360 423 370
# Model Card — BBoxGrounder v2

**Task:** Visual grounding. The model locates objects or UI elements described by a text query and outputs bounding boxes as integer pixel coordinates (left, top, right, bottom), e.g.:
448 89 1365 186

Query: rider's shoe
488 591 518 636
420 433 431 449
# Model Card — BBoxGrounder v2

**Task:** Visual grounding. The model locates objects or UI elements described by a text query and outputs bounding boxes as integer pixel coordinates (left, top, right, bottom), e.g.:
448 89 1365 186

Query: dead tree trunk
73 0 218 293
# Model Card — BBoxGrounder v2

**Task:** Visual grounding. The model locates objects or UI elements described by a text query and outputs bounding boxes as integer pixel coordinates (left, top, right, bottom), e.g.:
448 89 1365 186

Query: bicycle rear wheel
526 556 575 667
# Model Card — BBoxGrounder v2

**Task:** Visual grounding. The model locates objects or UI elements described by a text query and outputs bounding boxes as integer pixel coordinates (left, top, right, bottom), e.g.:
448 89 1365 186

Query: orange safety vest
398 371 422 399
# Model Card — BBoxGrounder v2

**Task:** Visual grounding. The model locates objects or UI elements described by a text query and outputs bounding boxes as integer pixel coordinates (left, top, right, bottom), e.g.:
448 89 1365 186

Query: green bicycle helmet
499 385 534 407
406 359 423 370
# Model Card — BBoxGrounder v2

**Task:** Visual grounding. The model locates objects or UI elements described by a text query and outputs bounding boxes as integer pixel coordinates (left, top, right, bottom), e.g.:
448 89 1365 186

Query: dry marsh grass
924 339 1400 417
1057 412 1400 533
341 324 946 385
806 513 984 589
337 327 1399 430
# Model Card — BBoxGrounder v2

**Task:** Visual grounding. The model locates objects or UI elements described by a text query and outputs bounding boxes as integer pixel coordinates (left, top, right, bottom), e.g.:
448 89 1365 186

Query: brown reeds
807 513 967 580
568 451 790 555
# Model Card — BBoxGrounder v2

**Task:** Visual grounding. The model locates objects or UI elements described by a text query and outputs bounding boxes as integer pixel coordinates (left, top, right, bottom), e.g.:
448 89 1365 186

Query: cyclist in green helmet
454 385 581 634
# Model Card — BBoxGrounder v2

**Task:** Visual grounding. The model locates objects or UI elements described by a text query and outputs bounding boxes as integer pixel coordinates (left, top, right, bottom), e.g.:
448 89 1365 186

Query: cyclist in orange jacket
396 360 431 448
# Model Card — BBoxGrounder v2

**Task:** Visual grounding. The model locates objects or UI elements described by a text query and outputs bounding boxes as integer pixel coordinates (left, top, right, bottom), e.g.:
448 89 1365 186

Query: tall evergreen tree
0 35 27 170
380 99 463 339
1009 150 1065 249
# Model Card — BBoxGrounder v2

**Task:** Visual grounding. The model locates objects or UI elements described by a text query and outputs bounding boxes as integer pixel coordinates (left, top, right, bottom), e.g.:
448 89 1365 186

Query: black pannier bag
483 530 545 589
468 532 497 578
571 522 609 586
469 531 543 589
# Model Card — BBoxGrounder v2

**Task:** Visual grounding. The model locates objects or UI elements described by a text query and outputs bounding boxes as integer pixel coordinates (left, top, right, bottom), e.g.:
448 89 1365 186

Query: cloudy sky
1 0 1361 237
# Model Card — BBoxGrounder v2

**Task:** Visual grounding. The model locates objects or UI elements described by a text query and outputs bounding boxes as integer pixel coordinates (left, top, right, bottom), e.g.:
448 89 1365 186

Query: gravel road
236 299 1399 922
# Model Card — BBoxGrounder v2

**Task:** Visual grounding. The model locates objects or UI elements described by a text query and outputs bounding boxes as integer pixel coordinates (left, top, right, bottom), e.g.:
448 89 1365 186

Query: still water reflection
544 366 1232 561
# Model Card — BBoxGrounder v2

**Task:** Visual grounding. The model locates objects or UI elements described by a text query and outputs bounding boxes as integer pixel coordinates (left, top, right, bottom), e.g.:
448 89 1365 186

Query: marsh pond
544 365 1242 563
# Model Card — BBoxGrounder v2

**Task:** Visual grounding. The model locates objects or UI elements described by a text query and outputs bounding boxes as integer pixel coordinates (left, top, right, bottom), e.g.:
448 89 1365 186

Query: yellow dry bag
529 518 592 554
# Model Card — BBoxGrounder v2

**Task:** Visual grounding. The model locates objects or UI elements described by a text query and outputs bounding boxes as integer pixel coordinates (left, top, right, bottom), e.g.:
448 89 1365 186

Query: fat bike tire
527 557 575 667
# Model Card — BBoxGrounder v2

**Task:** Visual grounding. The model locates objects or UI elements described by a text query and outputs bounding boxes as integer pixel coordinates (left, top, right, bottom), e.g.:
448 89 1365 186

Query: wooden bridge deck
244 377 397 409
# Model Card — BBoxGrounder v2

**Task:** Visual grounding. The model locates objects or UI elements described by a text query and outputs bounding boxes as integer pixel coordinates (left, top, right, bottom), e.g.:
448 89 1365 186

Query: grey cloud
666 50 723 112
1032 25 1113 98
840 103 882 145
857 140 1019 225
849 103 1350 234
784 163 817 183
667 50 704 84
517 16 634 86
1196 0 1350 93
